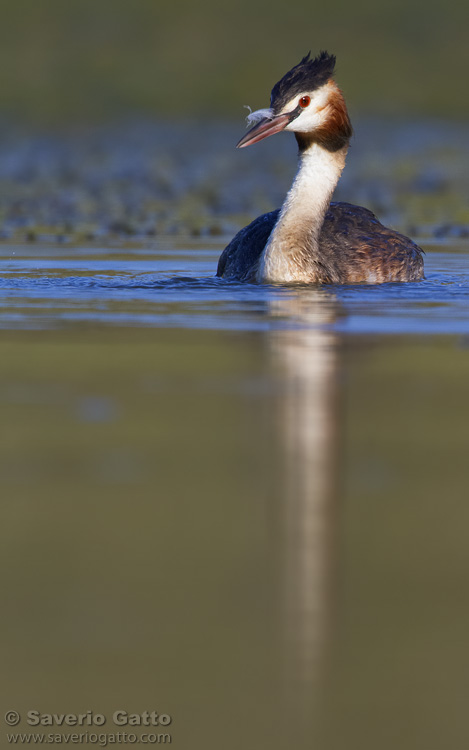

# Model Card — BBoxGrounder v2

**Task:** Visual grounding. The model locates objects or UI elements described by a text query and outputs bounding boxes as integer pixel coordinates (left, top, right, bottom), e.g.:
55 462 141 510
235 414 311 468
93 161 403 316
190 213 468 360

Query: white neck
256 143 348 283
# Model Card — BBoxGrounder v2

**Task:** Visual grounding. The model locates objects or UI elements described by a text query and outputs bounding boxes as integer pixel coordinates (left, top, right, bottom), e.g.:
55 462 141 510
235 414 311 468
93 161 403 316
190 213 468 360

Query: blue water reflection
0 242 467 334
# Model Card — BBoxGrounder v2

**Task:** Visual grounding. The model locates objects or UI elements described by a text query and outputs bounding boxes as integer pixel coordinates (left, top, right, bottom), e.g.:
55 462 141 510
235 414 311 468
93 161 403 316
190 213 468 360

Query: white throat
256 143 347 283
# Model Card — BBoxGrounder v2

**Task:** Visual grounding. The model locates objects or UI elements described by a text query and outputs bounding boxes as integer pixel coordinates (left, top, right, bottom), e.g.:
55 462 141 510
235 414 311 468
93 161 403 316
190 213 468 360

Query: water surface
1 235 468 749
0 239 468 334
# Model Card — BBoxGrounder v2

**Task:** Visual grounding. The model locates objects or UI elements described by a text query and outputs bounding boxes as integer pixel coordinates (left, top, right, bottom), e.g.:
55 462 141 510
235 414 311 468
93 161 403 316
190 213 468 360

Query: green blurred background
0 0 467 124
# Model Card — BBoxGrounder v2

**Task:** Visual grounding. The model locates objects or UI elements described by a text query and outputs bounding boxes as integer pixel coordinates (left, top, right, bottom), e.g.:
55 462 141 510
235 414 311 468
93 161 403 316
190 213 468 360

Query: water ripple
0 245 467 334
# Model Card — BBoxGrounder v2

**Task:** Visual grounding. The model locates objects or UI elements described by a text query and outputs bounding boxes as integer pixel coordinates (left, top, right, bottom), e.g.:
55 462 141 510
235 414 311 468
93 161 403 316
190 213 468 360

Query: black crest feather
270 51 336 112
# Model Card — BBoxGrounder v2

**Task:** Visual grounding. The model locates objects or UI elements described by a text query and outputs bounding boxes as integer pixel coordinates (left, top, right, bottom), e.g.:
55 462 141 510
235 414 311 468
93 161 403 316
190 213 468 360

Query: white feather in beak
244 106 274 127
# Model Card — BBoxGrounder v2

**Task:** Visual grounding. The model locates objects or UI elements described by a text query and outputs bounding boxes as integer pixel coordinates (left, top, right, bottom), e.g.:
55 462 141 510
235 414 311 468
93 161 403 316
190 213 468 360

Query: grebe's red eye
299 96 311 108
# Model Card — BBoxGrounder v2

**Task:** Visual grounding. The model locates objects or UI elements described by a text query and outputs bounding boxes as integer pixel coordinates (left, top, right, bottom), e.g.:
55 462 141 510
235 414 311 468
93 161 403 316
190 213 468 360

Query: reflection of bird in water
217 52 424 284
269 293 338 699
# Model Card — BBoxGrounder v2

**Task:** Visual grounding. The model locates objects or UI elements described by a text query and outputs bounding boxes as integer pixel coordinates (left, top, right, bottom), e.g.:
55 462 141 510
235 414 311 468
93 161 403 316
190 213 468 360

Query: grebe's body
217 52 424 284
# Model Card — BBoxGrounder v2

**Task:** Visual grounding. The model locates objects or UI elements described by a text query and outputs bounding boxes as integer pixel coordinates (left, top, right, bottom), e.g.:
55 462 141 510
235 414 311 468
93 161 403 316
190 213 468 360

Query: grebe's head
237 51 352 152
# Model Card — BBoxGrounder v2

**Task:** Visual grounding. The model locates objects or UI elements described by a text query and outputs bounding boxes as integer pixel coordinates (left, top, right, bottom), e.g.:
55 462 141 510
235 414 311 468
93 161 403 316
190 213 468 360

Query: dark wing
321 202 424 282
216 210 280 281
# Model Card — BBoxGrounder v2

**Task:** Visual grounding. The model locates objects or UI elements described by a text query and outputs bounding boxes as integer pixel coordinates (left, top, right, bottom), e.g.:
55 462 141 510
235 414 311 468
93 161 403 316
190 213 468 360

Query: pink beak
236 113 293 148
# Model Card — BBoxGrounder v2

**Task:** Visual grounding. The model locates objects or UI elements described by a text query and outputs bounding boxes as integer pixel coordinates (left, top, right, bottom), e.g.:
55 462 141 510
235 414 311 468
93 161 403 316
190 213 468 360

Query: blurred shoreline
0 116 467 245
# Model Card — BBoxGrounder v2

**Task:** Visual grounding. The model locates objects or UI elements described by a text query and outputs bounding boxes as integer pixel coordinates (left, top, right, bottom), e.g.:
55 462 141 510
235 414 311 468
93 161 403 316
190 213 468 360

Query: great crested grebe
217 52 424 284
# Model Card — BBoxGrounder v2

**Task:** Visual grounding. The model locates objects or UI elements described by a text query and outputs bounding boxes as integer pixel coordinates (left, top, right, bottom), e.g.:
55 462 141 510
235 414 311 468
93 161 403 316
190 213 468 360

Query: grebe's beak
236 112 293 148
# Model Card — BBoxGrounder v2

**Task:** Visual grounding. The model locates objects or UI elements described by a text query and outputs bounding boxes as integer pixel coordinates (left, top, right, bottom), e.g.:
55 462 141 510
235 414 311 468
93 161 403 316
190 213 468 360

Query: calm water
1 236 468 749
0 239 468 333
